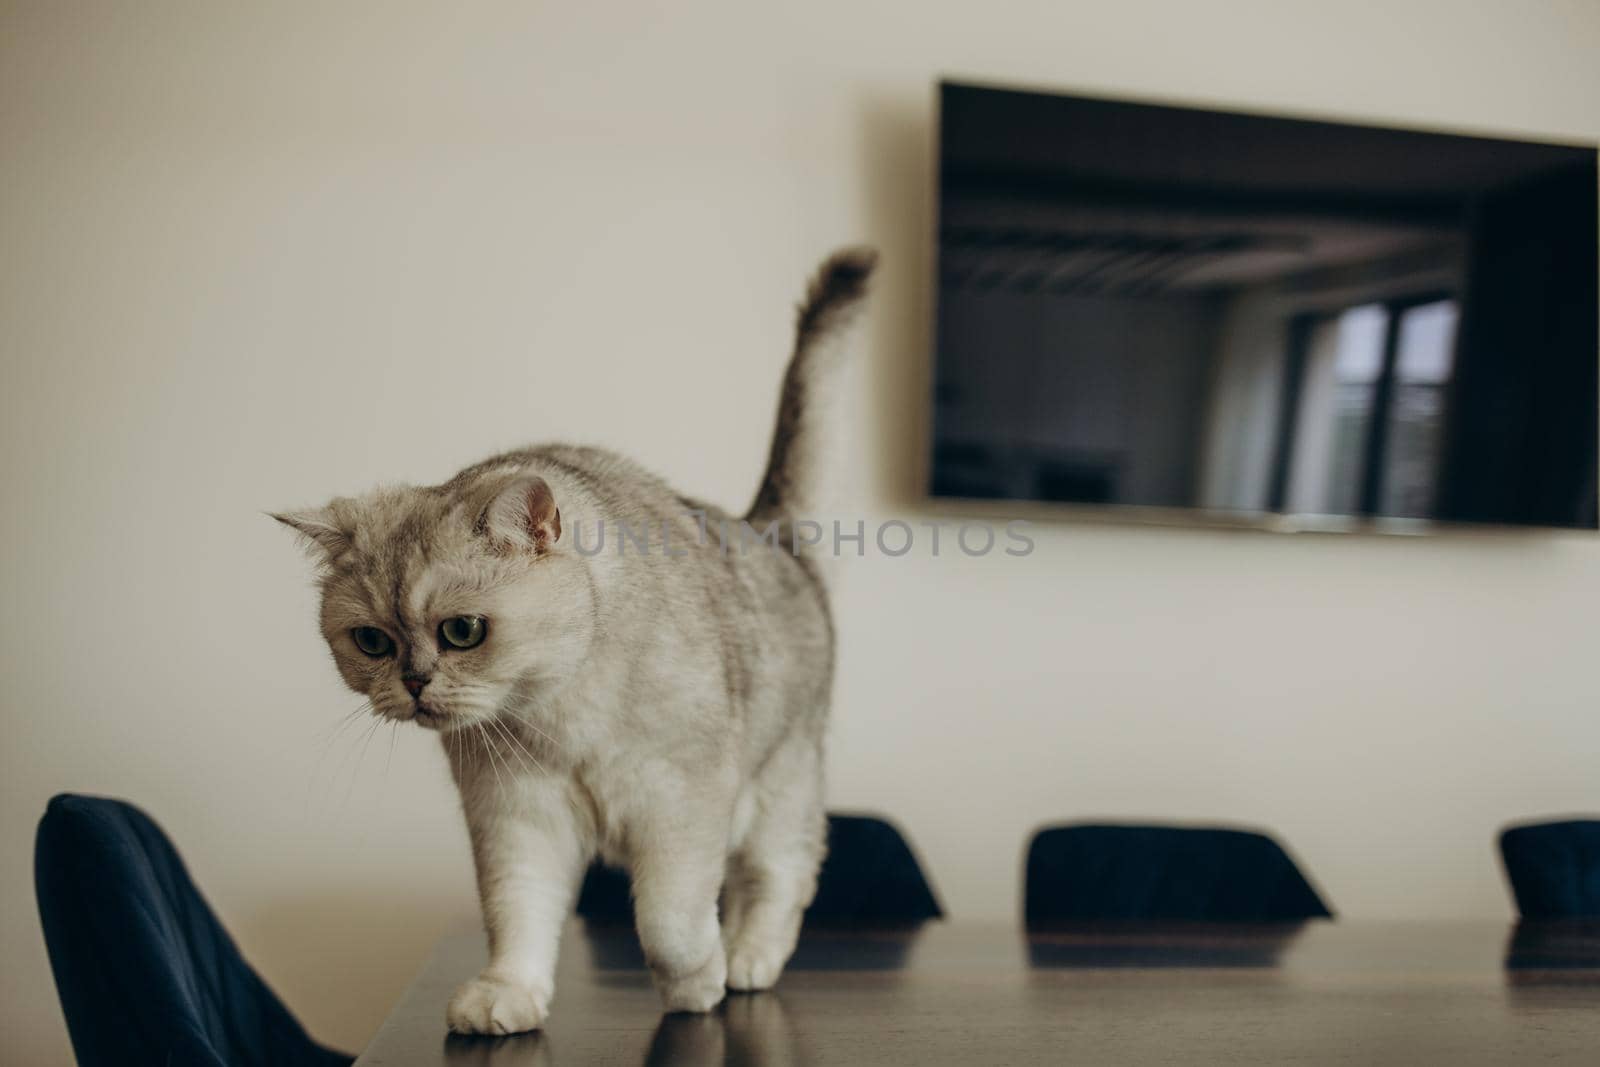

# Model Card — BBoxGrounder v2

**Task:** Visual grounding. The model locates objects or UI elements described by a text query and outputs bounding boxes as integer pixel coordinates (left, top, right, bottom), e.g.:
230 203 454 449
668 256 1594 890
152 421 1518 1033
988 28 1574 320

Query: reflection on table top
356 919 1600 1066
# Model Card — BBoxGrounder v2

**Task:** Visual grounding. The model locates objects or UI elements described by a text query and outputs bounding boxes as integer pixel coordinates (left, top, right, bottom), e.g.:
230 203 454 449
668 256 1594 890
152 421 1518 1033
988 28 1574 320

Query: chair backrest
1499 819 1600 918
807 813 943 924
1024 824 1332 924
577 813 943 926
34 794 351 1067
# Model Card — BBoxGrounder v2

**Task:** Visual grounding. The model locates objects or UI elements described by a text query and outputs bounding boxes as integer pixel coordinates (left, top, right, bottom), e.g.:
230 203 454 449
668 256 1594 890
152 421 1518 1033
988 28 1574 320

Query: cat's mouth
412 705 443 729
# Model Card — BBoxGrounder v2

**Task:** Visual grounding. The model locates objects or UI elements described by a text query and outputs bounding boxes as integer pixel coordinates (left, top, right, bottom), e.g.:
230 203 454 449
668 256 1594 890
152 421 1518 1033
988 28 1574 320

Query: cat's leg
628 785 735 1013
723 738 826 991
448 772 586 1035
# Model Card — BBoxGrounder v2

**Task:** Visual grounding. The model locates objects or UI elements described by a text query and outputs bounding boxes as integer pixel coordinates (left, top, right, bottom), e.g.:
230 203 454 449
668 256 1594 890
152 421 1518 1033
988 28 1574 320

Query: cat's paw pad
447 974 551 1035
656 951 728 1014
725 941 787 991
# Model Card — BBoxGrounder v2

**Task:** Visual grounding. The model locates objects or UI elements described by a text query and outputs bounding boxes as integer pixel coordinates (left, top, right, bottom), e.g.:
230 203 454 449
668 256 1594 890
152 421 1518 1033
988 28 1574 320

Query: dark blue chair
34 794 353 1067
577 812 943 927
1024 824 1332 925
1499 819 1600 918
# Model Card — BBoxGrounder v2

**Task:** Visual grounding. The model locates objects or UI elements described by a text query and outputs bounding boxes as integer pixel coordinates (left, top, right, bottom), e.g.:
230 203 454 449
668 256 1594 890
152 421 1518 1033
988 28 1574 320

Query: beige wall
3 1 1597 1062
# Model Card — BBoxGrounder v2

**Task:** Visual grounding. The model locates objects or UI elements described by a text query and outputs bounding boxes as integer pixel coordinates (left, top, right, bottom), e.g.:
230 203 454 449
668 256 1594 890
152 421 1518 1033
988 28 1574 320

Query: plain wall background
3 1 1597 1062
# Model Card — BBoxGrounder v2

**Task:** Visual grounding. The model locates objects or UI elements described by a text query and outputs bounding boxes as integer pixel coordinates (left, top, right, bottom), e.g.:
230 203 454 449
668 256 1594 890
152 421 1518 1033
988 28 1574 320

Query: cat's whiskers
445 722 462 771
338 715 384 816
474 723 508 791
304 701 376 821
483 717 523 773
500 708 560 751
488 715 545 775
383 720 399 784
317 700 372 747
326 704 375 776
447 721 464 765
486 719 532 779
490 726 519 782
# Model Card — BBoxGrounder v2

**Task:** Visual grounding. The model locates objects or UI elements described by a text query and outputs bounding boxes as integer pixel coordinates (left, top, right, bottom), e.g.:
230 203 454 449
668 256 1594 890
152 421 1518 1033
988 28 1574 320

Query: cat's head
274 471 592 731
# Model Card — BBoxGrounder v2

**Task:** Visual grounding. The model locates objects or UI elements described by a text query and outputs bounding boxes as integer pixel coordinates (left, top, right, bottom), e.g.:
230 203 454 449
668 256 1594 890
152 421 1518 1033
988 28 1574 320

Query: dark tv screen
931 82 1598 530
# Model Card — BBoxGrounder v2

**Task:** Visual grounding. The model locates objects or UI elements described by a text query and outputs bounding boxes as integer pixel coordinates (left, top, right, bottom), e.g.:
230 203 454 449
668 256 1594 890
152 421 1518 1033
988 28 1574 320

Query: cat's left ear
271 506 349 559
481 474 561 552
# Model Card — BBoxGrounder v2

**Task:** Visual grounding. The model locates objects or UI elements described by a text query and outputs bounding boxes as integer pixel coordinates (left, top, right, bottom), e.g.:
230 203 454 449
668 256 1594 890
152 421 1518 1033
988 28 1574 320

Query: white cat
276 249 875 1033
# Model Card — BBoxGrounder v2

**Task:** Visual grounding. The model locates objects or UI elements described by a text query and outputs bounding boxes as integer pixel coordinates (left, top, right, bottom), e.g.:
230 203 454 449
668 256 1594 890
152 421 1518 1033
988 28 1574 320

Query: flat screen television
930 81 1598 531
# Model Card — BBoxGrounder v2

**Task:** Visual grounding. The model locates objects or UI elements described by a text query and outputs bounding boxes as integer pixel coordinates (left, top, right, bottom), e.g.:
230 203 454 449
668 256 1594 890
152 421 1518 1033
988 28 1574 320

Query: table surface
355 919 1600 1065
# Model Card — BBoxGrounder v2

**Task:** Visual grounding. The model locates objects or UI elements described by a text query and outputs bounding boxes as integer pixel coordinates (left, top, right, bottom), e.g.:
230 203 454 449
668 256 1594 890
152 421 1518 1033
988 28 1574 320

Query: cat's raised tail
746 246 877 522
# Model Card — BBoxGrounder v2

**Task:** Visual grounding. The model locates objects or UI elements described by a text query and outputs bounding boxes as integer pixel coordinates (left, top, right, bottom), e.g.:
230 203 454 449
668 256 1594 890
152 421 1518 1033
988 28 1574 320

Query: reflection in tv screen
930 82 1598 530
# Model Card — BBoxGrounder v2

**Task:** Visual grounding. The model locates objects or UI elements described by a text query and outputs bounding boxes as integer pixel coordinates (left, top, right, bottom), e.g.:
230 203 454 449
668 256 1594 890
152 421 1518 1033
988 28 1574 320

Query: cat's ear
271 506 349 558
481 474 562 552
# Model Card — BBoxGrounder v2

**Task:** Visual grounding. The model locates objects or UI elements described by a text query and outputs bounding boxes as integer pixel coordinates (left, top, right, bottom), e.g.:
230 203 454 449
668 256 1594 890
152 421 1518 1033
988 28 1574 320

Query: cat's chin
413 705 481 732
416 706 496 733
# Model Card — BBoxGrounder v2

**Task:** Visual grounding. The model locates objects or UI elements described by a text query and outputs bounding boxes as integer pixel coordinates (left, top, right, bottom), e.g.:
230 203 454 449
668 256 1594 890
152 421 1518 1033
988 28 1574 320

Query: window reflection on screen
1281 299 1459 520
1286 305 1389 516
1382 301 1459 518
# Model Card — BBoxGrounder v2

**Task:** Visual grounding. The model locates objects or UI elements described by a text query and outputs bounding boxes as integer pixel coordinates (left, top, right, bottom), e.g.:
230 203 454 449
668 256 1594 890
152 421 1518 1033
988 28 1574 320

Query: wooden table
356 919 1600 1065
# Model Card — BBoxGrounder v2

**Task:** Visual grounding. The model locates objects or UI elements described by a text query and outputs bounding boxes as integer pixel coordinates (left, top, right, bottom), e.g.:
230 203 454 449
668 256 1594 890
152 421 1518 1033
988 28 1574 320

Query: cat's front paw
655 949 727 1014
447 973 551 1035
725 939 788 991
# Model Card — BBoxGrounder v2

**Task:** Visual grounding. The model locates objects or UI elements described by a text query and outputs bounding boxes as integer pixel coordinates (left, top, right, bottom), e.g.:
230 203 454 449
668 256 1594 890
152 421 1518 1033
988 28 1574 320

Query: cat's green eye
351 627 394 657
439 615 487 650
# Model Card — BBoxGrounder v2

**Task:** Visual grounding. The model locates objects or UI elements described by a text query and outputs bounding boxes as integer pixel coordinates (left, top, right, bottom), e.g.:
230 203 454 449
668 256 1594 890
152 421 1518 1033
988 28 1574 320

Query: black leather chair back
1024 824 1332 924
35 794 352 1067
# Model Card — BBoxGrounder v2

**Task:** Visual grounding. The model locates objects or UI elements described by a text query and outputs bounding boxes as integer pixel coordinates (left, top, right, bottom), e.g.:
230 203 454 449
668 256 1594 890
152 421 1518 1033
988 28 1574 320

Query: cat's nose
402 674 429 698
